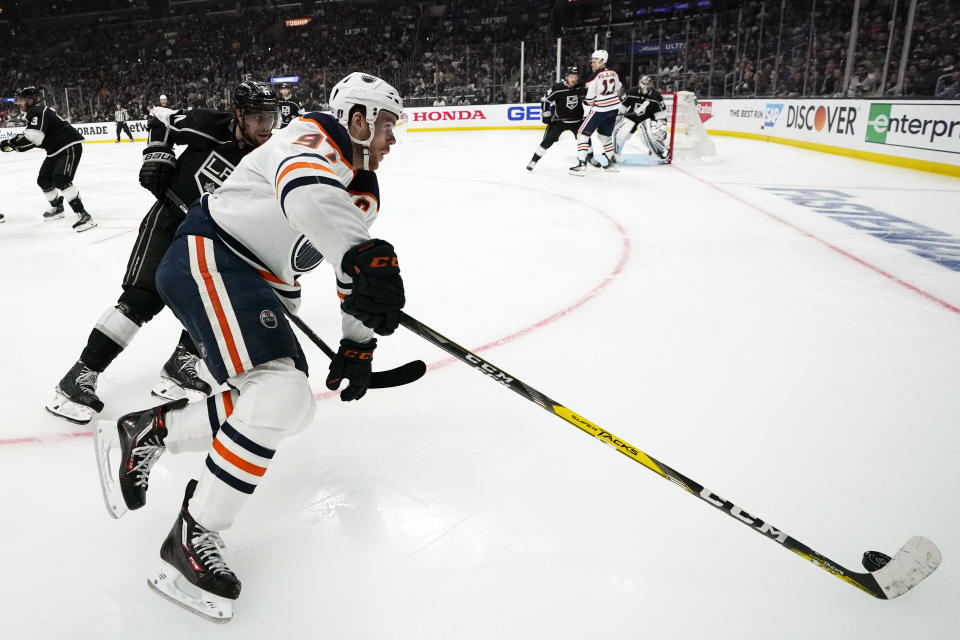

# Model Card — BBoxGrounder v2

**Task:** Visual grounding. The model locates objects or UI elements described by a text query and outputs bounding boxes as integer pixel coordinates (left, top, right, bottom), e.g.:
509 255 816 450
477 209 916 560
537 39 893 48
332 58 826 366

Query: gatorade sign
866 103 960 154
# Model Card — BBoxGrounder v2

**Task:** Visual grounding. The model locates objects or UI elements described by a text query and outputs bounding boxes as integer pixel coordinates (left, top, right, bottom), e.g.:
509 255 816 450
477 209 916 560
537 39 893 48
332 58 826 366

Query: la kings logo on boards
194 152 236 194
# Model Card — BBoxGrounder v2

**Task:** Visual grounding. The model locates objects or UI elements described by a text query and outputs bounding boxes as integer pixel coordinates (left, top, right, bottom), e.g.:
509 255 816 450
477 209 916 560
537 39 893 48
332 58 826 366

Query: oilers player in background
526 66 585 171
47 82 280 425
0 86 96 231
92 72 406 622
569 50 622 176
614 75 669 162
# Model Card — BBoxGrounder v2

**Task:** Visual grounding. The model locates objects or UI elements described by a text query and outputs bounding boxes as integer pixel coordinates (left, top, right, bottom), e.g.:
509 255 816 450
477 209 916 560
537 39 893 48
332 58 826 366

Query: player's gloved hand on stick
325 338 377 401
139 145 176 199
340 239 405 335
0 139 13 152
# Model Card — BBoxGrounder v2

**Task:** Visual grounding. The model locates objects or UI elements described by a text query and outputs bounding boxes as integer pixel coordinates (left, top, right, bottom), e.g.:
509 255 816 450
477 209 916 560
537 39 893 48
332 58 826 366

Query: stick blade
369 359 427 389
871 536 941 599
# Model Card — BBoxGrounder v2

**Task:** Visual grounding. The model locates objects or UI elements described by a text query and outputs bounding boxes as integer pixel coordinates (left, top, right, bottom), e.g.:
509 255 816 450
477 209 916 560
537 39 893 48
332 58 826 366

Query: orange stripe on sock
213 438 267 477
194 237 245 375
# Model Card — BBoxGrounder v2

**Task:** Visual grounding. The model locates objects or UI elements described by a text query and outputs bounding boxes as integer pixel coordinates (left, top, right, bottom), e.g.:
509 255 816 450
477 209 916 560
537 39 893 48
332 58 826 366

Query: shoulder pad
300 112 352 160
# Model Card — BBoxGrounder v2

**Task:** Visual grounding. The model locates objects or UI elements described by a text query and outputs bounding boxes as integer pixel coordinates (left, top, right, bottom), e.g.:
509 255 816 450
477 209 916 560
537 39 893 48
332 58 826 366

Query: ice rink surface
1 127 958 639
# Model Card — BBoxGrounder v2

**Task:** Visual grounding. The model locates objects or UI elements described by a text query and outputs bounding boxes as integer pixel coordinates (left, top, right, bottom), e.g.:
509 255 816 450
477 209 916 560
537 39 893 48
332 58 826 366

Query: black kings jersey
622 86 666 117
542 82 586 124
149 108 245 205
279 100 302 128
20 105 84 155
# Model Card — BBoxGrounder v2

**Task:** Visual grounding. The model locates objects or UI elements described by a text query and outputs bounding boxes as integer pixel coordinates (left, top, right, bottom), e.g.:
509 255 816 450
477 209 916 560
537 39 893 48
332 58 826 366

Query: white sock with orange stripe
165 389 239 454
187 358 316 531
576 133 591 162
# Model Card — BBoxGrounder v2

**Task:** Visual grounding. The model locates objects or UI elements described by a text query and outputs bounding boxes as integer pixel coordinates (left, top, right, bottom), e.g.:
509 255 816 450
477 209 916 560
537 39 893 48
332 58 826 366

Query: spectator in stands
847 63 878 97
820 67 844 96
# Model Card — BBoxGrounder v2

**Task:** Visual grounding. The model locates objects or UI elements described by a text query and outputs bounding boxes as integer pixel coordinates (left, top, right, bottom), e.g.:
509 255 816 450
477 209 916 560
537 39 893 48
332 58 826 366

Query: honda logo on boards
411 109 487 122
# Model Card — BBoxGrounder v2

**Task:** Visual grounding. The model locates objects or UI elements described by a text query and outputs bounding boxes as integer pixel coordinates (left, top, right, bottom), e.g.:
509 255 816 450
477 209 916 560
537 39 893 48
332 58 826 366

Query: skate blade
43 214 65 222
93 420 128 519
150 376 208 403
148 560 234 623
46 390 96 425
74 220 98 233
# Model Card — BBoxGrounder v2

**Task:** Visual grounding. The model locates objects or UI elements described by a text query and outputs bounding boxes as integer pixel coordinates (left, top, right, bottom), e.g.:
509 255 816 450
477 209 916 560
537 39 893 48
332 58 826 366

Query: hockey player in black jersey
47 81 280 425
0 86 96 231
614 75 669 162
277 83 301 128
526 67 585 171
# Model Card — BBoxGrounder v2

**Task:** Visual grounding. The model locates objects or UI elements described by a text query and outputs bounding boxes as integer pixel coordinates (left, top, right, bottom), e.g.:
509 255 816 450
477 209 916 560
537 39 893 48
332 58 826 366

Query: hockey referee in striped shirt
115 103 134 142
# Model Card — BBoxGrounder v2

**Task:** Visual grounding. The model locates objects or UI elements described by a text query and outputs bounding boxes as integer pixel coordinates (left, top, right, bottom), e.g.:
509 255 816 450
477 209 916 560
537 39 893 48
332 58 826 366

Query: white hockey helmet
329 72 404 147
591 49 609 64
159 94 167 100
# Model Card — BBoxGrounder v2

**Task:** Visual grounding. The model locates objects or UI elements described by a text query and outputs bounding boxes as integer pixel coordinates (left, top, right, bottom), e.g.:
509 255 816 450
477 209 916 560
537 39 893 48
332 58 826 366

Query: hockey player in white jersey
92 72 405 622
570 50 622 175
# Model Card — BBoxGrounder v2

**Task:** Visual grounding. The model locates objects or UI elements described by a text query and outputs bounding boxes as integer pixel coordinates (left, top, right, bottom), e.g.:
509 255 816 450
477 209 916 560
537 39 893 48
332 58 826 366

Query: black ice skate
72 210 97 232
0 213 5 223
46 360 104 424
42 196 65 221
526 159 537 171
152 343 212 402
93 397 187 519
568 160 587 176
602 154 620 172
148 479 241 623
586 151 603 168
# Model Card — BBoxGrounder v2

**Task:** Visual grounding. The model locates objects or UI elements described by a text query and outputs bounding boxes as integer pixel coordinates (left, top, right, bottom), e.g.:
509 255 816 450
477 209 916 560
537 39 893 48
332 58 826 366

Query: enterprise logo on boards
763 187 960 273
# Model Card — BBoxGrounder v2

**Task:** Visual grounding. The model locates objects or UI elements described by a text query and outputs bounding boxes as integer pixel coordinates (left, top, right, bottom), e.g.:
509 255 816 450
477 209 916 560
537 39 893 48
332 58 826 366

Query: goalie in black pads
614 75 669 162
46 81 280 425
0 86 96 231
526 67 585 171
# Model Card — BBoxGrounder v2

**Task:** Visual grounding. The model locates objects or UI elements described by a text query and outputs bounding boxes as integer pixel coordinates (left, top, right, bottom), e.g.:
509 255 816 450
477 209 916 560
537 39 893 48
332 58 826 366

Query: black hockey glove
325 338 377 401
139 145 176 199
340 239 405 336
0 139 13 152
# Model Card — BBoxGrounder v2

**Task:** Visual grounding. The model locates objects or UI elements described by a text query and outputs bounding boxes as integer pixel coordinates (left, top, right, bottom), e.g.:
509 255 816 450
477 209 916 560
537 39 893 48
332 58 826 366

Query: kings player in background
0 86 96 231
526 66 585 172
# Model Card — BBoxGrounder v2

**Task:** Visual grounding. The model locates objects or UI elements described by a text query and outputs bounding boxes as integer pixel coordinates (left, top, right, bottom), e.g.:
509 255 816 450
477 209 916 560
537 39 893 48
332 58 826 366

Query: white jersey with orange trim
205 111 379 342
583 67 622 112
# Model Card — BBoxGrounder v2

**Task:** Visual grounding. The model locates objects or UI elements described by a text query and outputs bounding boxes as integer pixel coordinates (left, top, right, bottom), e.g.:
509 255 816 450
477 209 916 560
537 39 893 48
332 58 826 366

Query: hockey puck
862 550 892 572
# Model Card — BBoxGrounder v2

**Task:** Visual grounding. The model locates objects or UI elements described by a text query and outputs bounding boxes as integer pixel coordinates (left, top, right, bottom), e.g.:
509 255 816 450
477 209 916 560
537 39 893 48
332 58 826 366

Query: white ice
0 128 958 639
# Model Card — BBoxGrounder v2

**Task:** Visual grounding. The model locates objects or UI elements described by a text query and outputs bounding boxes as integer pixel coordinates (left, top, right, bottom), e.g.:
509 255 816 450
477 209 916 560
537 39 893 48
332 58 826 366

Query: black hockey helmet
233 81 278 114
565 66 579 76
14 86 41 102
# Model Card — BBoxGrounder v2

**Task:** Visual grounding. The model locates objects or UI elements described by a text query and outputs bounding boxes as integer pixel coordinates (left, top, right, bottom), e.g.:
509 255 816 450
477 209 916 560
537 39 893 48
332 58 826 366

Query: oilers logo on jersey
291 236 324 272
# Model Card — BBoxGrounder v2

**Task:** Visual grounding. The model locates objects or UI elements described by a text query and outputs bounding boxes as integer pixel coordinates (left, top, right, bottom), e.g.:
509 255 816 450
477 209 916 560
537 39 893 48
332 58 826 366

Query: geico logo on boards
411 109 487 122
784 104 858 134
507 105 542 121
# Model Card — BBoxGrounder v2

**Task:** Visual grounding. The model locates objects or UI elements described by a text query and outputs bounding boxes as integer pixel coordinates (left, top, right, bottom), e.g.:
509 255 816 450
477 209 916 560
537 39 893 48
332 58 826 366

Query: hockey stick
163 189 426 390
399 312 941 599
283 308 425 389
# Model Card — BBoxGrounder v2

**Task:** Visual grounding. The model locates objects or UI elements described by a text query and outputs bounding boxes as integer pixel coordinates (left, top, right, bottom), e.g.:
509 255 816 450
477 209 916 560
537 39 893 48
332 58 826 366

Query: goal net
617 90 719 164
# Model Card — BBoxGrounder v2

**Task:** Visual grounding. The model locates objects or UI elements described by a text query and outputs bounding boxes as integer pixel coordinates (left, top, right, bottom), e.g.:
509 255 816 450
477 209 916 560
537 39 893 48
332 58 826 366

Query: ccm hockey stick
399 312 941 599
164 189 426 390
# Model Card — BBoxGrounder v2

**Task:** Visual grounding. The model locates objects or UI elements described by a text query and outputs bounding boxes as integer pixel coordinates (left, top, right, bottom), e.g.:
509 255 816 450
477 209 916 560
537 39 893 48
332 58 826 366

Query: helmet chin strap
347 116 377 170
